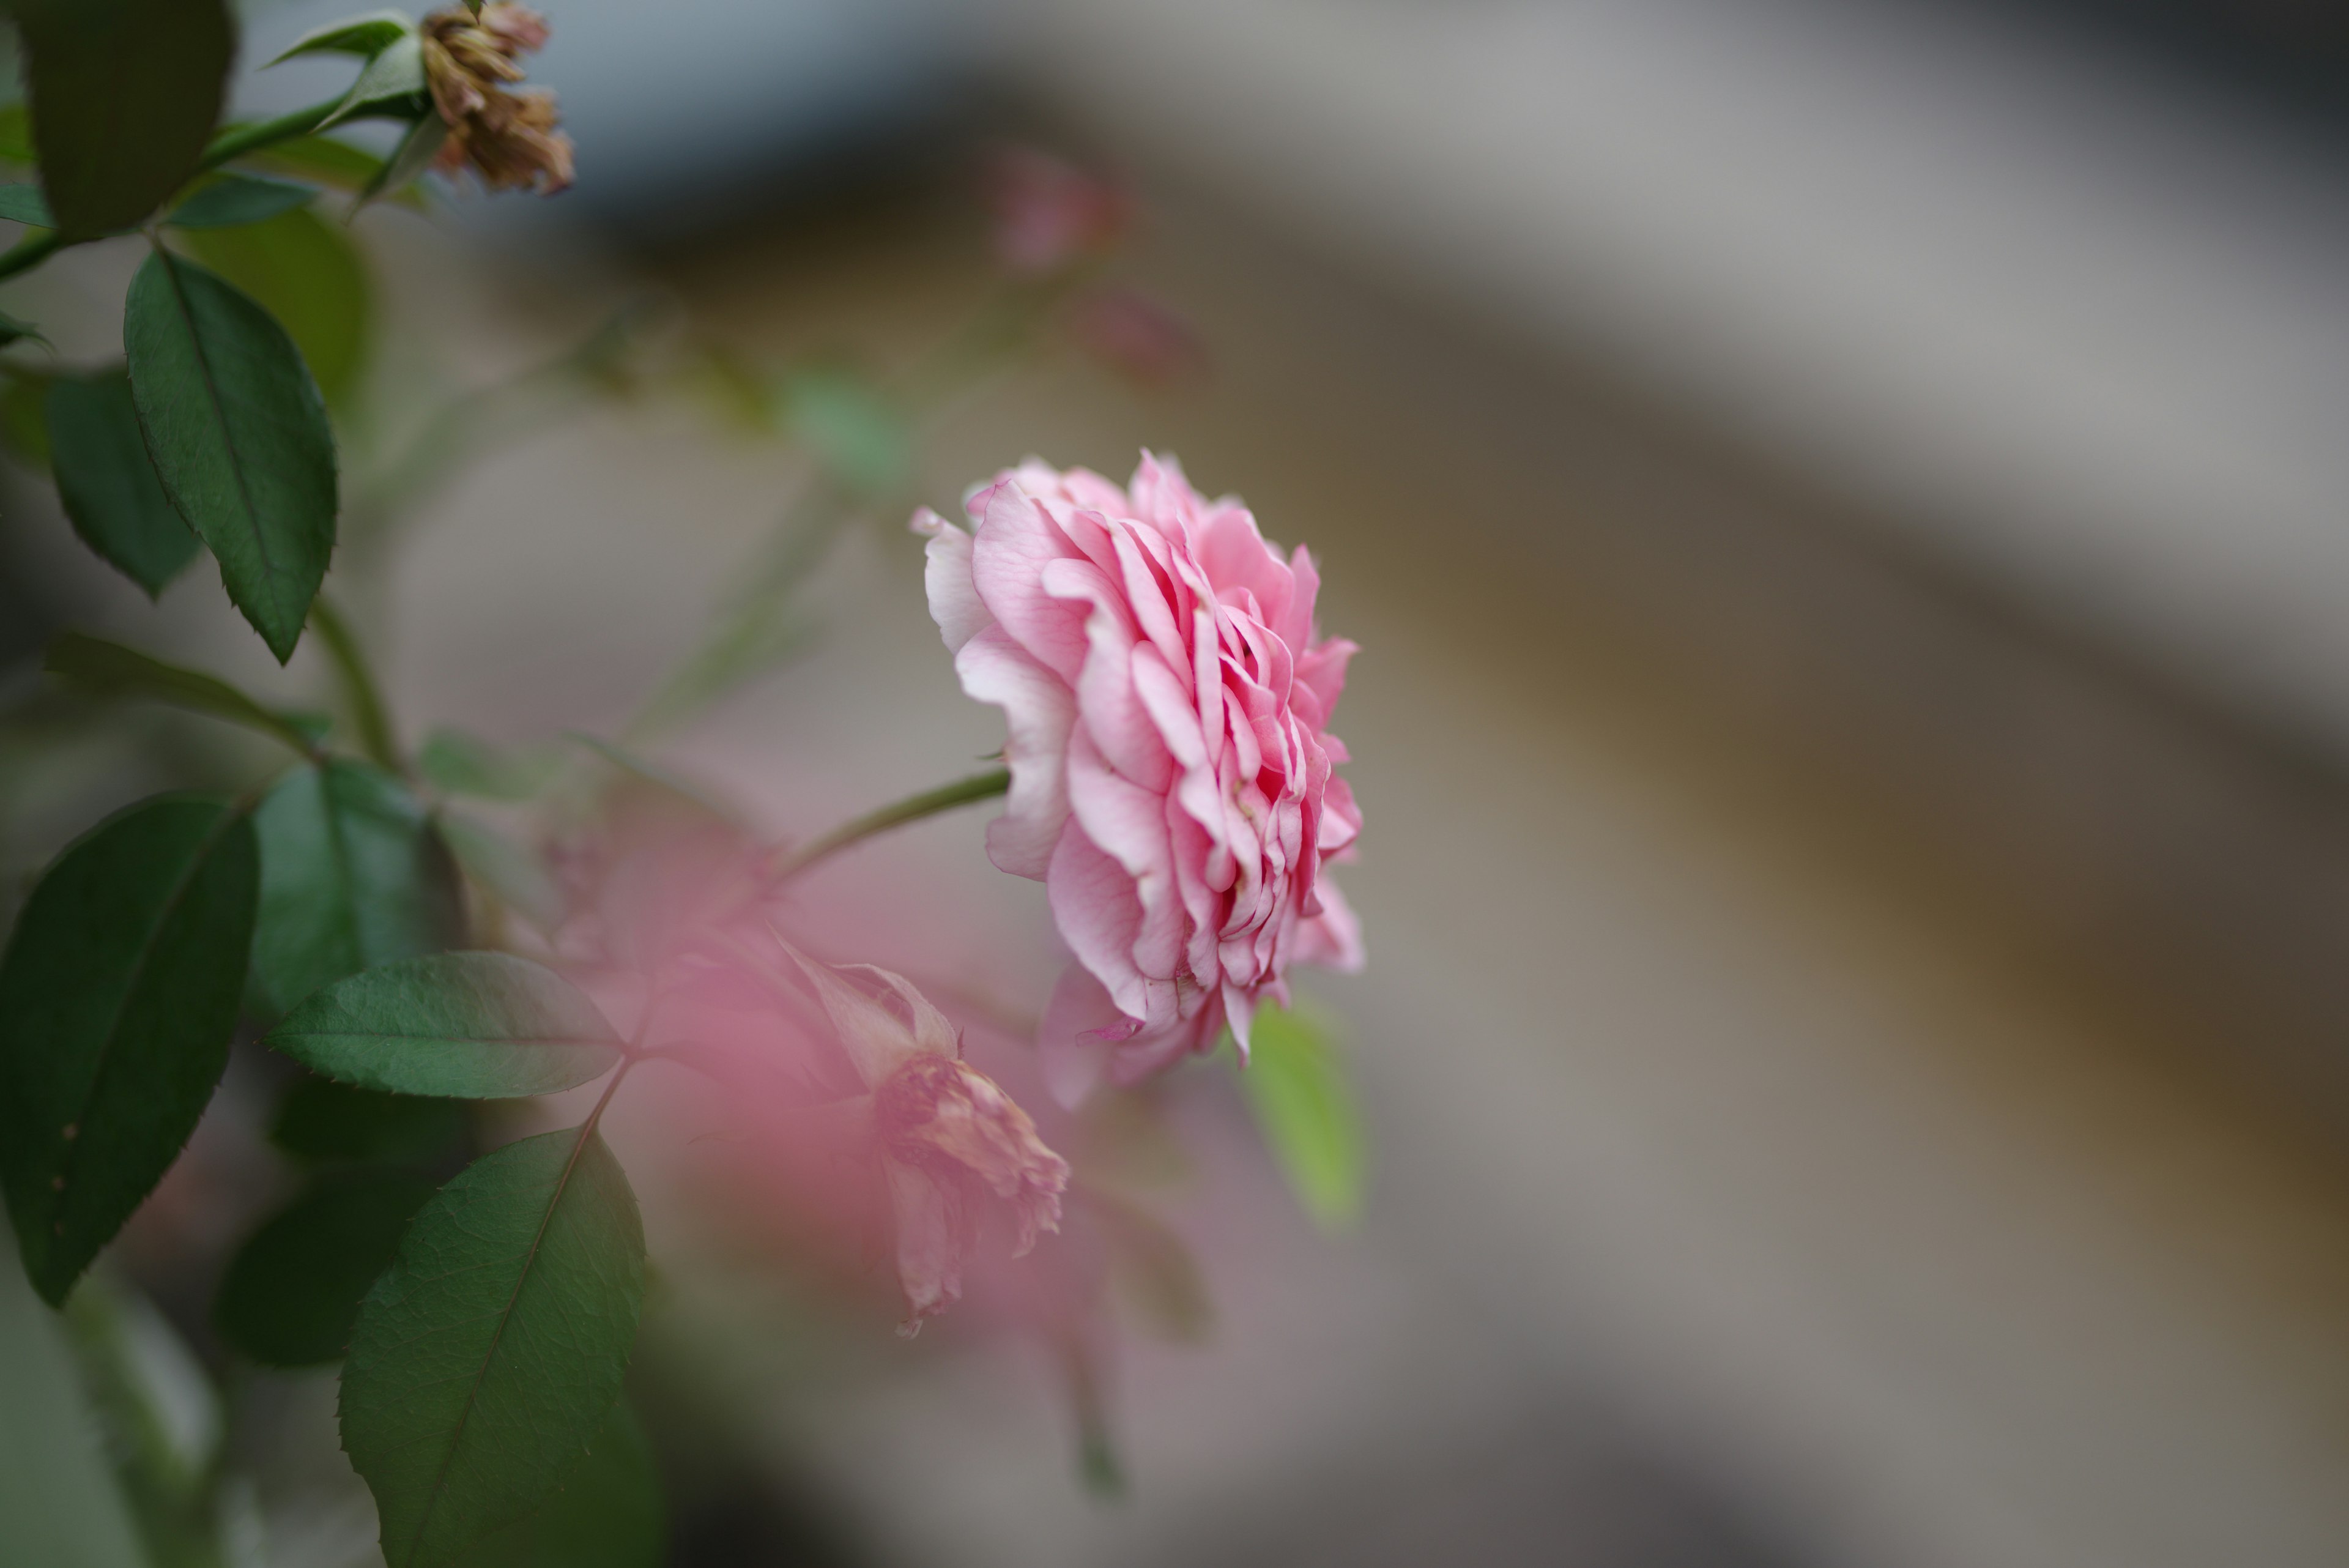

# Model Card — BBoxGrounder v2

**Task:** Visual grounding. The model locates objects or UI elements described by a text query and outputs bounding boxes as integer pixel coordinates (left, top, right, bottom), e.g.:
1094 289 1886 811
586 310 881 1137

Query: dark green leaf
264 952 620 1099
445 1403 665 1568
342 1126 646 1568
166 174 316 230
437 811 565 932
44 376 198 596
0 364 51 467
180 207 374 413
276 16 431 132
124 247 338 663
251 759 466 1018
45 631 320 754
214 1169 434 1365
420 727 559 801
1236 1001 1366 1232
0 182 51 226
12 0 234 238
0 795 258 1304
271 1077 467 1164
0 307 45 347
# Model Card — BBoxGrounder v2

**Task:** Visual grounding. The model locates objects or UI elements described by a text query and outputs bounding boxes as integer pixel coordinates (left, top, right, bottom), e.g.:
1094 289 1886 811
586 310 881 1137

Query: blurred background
10 1 2349 1564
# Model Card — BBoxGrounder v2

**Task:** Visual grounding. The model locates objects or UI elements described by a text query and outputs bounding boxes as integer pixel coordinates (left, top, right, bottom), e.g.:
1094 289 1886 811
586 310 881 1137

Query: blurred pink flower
986 147 1130 277
914 455 1363 1104
1064 287 1206 386
771 936 1071 1332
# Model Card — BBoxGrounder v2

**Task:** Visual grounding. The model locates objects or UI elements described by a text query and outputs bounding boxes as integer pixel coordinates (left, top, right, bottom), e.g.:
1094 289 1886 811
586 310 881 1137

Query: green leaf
251 759 466 1019
215 1169 435 1366
0 795 258 1304
12 0 234 238
232 132 432 214
180 207 374 413
270 12 414 64
342 1125 646 1568
124 247 338 663
44 631 320 755
0 182 52 226
272 1077 467 1165
420 727 560 801
0 364 51 468
44 376 199 597
362 114 448 208
1236 1001 1367 1232
273 15 431 132
781 365 911 499
165 174 316 230
437 811 565 932
445 1403 665 1568
264 952 621 1099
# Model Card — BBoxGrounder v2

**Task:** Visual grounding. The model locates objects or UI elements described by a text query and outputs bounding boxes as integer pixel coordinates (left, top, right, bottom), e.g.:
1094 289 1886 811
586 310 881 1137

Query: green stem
767 767 1011 886
307 596 403 772
0 98 349 287
626 279 1067 741
199 98 347 171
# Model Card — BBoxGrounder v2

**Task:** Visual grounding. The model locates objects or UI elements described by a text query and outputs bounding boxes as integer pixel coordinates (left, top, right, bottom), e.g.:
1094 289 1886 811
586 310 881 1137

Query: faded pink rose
985 147 1130 277
914 454 1362 1103
769 934 1071 1332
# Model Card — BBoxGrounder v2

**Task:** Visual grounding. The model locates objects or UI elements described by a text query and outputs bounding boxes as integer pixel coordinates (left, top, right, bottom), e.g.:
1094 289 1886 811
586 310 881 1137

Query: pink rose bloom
914 454 1363 1102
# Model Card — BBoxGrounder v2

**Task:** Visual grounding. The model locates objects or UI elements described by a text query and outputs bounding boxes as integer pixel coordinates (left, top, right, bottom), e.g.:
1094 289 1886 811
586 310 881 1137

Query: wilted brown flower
420 3 574 195
878 1052 1071 1257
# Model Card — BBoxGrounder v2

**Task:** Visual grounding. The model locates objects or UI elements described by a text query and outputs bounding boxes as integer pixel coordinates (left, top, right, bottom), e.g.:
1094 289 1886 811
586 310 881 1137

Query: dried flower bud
421 4 574 195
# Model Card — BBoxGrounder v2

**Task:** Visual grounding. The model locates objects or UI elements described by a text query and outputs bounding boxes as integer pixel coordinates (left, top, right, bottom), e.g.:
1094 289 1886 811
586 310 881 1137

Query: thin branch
765 767 1011 887
307 595 403 771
